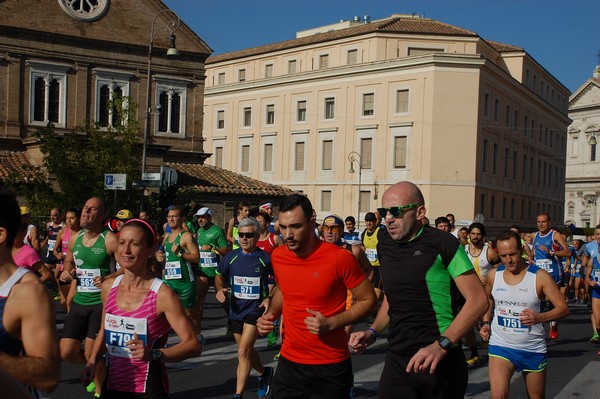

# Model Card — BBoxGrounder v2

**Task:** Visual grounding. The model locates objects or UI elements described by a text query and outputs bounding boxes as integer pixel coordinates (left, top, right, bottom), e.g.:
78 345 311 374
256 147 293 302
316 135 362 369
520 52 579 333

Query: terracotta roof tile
0 151 40 182
207 16 478 64
166 162 294 197
485 39 523 53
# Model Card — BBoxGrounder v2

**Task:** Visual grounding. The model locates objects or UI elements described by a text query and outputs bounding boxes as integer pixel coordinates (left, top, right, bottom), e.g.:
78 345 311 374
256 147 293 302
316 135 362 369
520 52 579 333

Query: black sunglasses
377 204 421 219
238 232 257 239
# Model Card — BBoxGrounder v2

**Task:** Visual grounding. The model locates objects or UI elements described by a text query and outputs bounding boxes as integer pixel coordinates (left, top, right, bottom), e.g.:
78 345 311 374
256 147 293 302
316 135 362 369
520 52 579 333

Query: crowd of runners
1 181 599 398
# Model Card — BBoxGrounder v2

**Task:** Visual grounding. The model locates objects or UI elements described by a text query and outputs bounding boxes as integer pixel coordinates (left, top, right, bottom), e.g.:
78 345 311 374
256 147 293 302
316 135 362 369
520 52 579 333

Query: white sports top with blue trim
489 265 546 353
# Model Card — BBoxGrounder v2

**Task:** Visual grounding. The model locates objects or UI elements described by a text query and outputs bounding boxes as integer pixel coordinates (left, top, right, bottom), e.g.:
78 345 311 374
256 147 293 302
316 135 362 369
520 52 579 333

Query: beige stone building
565 65 600 229
203 14 570 233
0 0 211 170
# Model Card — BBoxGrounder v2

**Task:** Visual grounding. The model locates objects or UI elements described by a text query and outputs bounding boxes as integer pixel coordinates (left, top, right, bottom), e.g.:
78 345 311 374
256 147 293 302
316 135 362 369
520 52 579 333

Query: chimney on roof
363 14 370 24
353 16 360 23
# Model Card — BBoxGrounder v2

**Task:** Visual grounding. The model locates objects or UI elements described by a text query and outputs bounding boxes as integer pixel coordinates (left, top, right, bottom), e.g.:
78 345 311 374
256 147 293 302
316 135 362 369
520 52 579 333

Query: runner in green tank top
58 197 119 398
156 206 200 332
72 229 112 305
194 207 229 334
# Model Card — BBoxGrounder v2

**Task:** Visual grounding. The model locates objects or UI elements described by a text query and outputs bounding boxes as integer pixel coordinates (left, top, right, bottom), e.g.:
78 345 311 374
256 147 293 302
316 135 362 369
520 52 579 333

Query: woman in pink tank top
82 219 202 398
53 208 81 312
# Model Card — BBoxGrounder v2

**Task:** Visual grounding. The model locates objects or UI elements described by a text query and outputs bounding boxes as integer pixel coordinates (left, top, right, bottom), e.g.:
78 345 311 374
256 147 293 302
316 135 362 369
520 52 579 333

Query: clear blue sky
164 0 598 94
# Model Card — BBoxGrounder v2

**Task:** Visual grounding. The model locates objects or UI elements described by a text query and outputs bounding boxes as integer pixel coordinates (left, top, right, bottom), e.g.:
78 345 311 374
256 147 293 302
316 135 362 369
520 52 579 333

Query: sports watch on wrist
437 336 453 351
152 349 163 362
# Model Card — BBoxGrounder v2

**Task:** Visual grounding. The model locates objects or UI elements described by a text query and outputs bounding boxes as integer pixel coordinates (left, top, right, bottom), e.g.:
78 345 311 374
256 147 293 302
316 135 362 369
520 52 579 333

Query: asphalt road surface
47 294 600 398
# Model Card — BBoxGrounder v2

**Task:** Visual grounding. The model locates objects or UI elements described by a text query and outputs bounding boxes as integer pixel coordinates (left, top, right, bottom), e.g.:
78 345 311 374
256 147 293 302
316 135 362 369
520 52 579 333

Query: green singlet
197 224 228 278
72 229 111 306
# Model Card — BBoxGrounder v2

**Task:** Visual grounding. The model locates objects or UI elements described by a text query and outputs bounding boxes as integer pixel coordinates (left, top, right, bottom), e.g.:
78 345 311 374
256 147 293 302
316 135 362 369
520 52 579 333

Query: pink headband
125 218 157 243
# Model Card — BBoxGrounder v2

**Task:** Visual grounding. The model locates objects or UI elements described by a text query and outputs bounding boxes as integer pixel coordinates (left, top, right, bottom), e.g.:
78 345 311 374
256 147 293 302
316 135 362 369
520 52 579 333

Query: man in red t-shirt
257 194 376 398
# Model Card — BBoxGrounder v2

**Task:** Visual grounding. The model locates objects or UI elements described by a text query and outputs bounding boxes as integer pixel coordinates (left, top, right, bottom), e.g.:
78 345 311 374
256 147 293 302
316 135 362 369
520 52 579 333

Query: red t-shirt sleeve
336 247 366 290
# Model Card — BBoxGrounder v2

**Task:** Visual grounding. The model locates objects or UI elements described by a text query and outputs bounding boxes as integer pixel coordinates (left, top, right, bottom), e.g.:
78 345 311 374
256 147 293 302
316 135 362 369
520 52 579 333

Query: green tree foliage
8 96 146 215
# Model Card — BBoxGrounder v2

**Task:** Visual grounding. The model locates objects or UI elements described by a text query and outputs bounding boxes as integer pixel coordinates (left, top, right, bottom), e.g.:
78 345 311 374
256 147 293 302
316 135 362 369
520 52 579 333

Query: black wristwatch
152 349 163 362
437 336 453 351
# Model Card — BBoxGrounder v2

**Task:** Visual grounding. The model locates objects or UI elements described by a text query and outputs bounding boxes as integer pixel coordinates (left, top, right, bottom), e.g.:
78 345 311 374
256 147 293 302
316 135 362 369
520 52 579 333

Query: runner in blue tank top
532 212 571 340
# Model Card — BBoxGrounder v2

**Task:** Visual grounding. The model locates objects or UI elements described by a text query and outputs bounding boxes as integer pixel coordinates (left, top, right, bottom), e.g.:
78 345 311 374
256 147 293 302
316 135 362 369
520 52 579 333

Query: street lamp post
140 9 180 211
348 151 363 230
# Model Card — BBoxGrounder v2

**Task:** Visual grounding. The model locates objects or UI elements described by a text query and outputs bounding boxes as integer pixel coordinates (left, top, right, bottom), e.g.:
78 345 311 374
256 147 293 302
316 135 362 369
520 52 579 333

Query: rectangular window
514 110 519 131
522 155 527 180
396 89 409 113
294 142 305 171
263 143 273 172
297 100 307 122
241 145 250 172
319 54 329 69
288 60 297 74
265 64 273 78
530 158 534 184
363 93 374 116
321 191 332 212
218 73 225 85
592 143 597 162
322 140 333 170
157 89 181 134
502 197 507 219
494 99 499 122
505 105 511 128
482 139 488 172
243 107 252 127
492 143 498 175
217 110 225 129
484 93 490 118
347 49 358 65
504 147 509 178
214 147 223 168
31 70 67 127
238 69 246 82
524 116 528 136
266 104 275 125
325 97 335 119
491 195 496 219
96 79 128 128
480 194 486 215
360 138 373 169
520 200 525 221
512 150 518 180
360 191 371 213
394 136 407 168
511 199 515 220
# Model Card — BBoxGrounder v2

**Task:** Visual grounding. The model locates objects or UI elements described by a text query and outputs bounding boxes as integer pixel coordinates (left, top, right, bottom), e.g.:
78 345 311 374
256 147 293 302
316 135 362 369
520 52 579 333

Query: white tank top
489 265 545 353
465 243 492 278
